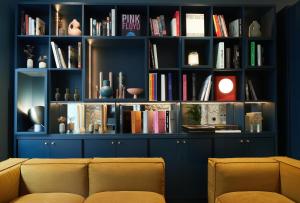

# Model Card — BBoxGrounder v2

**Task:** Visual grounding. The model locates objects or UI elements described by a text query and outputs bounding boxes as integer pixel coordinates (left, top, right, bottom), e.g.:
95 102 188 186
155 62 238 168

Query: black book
245 79 250 101
248 79 258 100
226 48 231 68
192 73 196 100
102 20 107 36
166 111 170 133
233 45 240 69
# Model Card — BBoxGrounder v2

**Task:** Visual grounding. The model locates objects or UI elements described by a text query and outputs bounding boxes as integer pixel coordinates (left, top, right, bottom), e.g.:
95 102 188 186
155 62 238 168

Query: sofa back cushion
208 157 280 203
275 157 300 203
20 159 90 197
89 158 165 195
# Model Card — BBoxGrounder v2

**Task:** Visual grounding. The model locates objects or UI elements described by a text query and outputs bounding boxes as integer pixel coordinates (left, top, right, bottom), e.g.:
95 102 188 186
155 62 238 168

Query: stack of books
149 73 173 101
51 41 82 69
20 11 45 35
186 13 205 37
182 74 212 101
149 15 167 36
245 79 258 101
213 15 228 37
90 9 116 36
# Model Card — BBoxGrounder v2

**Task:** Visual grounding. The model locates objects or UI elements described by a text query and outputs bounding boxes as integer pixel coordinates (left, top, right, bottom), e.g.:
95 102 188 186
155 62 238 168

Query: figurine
58 116 66 134
64 88 71 101
55 88 61 101
248 20 262 37
68 19 81 36
74 88 80 101
24 45 34 68
38 56 47 68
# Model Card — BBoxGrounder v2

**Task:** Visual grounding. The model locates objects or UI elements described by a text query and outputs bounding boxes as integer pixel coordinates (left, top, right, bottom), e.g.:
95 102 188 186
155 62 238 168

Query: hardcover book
121 14 141 36
158 111 166 133
186 13 205 37
250 41 256 66
131 111 142 134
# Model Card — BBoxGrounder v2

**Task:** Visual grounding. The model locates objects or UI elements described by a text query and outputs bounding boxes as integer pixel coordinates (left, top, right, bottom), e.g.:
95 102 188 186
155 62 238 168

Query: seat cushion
216 191 295 203
10 193 85 203
84 191 165 203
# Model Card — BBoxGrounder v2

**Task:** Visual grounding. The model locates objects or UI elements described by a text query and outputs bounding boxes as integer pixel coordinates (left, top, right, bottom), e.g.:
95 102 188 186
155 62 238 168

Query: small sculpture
248 20 262 37
38 56 47 68
58 116 66 134
68 19 81 36
64 88 71 101
74 88 80 101
100 80 113 98
24 45 34 68
55 88 61 101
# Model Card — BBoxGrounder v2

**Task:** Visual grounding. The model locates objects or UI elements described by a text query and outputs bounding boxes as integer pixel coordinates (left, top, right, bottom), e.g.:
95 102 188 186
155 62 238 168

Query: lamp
28 106 44 132
215 76 236 101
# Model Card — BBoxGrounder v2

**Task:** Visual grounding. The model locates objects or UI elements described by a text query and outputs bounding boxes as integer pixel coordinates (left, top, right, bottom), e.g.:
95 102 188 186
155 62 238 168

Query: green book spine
250 41 256 66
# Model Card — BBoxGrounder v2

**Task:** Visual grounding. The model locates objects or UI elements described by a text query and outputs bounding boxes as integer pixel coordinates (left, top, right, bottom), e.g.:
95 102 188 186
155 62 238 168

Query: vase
39 61 47 68
100 80 113 98
64 88 70 101
74 88 80 101
27 58 33 68
55 88 61 101
68 19 82 36
59 123 66 134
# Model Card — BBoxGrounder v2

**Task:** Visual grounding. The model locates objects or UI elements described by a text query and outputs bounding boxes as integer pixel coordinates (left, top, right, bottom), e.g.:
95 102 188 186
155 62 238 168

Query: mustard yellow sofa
0 158 165 203
208 157 300 203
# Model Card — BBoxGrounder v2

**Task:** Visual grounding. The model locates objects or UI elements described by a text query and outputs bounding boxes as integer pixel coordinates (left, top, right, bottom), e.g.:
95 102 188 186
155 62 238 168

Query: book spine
175 11 180 36
169 110 176 133
233 45 240 69
149 18 154 36
157 17 162 36
58 48 67 68
111 9 116 36
248 79 258 100
183 74 187 101
35 18 39 36
158 111 166 133
166 111 170 133
213 15 221 37
68 45 71 68
153 44 158 69
161 74 166 101
78 42 82 69
119 106 123 133
251 41 256 66
171 18 176 36
160 15 167 36
25 14 29 35
192 73 196 100
51 42 60 68
107 17 110 36
90 18 93 36
168 73 173 101
149 73 153 101
216 42 225 69
143 111 148 134
257 44 262 66
154 73 157 101
153 111 159 134
226 48 231 68
204 75 212 101
245 79 250 101
220 15 228 37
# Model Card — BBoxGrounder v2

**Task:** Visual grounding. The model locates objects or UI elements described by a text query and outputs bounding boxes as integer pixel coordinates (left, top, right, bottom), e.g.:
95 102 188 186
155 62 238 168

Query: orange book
149 74 153 101
131 111 142 134
213 15 222 37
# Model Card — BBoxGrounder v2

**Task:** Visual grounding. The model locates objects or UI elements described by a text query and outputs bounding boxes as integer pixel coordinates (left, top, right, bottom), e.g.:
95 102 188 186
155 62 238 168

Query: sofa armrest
208 157 280 203
0 158 28 203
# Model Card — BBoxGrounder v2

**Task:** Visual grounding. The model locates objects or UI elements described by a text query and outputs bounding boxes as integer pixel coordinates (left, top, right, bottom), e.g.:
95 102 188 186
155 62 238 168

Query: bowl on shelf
127 88 144 99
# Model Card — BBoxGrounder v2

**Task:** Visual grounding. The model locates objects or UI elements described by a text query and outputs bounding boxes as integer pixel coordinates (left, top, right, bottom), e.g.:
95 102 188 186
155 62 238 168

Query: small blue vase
100 80 113 98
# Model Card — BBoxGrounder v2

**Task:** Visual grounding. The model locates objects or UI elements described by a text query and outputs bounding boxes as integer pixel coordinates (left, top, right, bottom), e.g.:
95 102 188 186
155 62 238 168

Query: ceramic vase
59 122 66 134
74 88 80 101
68 19 82 36
27 58 33 68
100 80 113 98
55 88 61 101
64 88 70 101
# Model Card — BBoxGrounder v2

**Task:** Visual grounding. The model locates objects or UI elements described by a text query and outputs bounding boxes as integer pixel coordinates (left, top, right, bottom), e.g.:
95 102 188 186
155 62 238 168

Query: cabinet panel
18 139 49 158
84 139 115 158
214 138 245 158
50 140 82 158
246 138 275 157
116 139 148 157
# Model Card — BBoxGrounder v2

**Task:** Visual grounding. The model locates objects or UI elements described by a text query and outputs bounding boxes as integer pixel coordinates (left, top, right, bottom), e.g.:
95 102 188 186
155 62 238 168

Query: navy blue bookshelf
14 3 277 203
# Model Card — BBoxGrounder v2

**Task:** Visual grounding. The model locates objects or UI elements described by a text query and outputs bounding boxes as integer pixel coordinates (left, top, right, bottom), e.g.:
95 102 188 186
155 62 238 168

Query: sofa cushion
208 158 280 203
84 191 165 203
216 191 295 203
10 193 85 203
89 158 165 195
20 159 90 197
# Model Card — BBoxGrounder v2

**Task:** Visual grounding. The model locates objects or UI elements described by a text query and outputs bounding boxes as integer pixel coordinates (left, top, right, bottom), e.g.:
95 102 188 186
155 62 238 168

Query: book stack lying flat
51 41 82 69
150 15 167 36
186 13 205 37
20 11 45 36
90 9 115 36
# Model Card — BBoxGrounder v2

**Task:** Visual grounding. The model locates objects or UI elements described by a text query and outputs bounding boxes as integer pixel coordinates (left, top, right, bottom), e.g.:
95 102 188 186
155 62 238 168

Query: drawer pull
111 141 115 145
44 142 48 145
51 142 55 145
240 139 244 143
176 140 180 144
117 141 121 145
182 140 186 144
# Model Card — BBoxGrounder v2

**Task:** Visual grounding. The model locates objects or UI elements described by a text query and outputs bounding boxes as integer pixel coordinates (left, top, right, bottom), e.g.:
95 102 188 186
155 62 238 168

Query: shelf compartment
18 4 50 36
247 40 275 67
183 38 212 67
17 37 49 69
149 38 180 70
16 70 47 133
85 38 146 100
181 6 212 37
51 4 83 36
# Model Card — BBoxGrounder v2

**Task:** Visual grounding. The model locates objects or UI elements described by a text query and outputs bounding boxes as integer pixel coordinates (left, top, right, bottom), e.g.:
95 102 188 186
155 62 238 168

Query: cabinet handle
44 142 48 145
240 139 244 144
51 142 55 145
182 140 186 144
246 139 250 143
176 140 180 144
117 141 121 145
111 141 115 145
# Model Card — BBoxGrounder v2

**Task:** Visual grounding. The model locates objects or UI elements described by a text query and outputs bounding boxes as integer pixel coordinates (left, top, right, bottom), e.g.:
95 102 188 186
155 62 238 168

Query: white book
200 75 210 101
216 42 225 69
153 44 159 69
58 48 67 68
186 13 205 37
220 15 228 37
29 17 33 35
51 41 61 68
107 17 110 36
35 17 40 35
143 111 148 134
171 18 177 36
161 74 166 101
90 18 93 36
204 75 212 101
257 44 262 66
111 9 116 36
32 19 35 35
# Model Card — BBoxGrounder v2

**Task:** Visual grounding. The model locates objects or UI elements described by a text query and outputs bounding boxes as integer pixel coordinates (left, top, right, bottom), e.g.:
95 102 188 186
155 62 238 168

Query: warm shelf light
218 78 234 94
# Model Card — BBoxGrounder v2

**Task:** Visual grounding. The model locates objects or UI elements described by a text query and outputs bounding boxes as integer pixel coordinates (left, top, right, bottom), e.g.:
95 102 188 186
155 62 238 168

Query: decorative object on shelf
68 19 81 36
207 104 227 125
58 116 66 134
74 88 80 101
99 72 103 99
28 106 44 132
38 56 47 68
127 88 144 99
121 14 141 36
67 117 75 133
100 80 113 99
64 88 71 101
116 72 126 99
245 112 263 133
186 104 201 125
233 45 240 69
88 123 94 133
214 76 237 101
24 45 34 68
248 20 262 37
188 52 199 66
55 88 61 101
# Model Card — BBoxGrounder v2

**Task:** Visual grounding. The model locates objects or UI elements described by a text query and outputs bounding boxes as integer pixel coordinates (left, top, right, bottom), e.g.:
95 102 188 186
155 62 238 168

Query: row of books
182 74 212 101
20 12 46 35
250 42 264 66
245 79 258 101
149 15 167 36
213 15 242 37
149 73 173 101
216 42 240 69
51 41 82 69
89 9 116 36
120 108 177 134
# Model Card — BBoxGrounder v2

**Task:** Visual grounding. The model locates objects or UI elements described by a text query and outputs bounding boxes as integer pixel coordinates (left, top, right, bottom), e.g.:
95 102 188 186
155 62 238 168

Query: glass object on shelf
245 112 263 133
64 88 71 101
188 52 199 66
100 80 113 98
58 116 66 134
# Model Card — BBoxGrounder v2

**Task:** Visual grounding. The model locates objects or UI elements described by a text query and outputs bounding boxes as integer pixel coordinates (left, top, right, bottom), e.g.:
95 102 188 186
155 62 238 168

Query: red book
153 111 159 134
214 75 236 101
213 15 222 37
25 14 29 35
175 11 180 36
147 111 154 134
183 74 187 101
158 111 166 133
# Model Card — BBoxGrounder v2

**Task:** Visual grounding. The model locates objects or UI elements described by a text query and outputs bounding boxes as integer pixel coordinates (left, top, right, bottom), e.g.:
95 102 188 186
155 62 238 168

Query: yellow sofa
0 158 166 203
208 157 300 203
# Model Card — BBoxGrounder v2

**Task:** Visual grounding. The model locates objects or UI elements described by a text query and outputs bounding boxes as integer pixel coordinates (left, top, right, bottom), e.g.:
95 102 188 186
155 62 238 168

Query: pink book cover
158 111 166 133
183 74 187 101
147 111 154 134
153 111 159 134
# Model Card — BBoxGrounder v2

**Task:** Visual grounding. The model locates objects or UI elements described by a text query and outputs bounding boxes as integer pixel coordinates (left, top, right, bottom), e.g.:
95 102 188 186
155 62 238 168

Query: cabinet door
84 139 115 158
50 140 82 158
18 139 49 158
116 139 148 157
214 138 245 158
246 138 275 157
183 139 212 199
149 139 181 199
